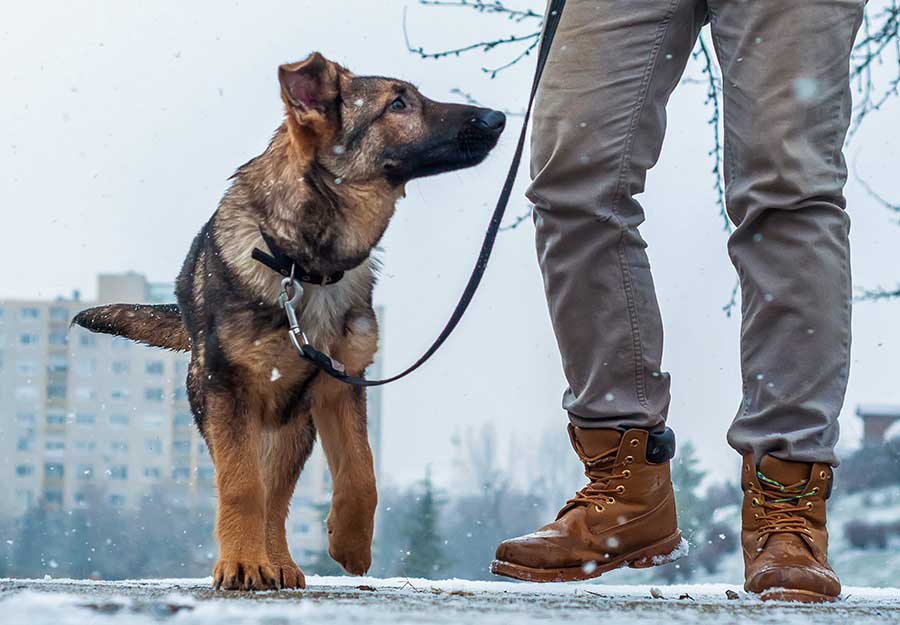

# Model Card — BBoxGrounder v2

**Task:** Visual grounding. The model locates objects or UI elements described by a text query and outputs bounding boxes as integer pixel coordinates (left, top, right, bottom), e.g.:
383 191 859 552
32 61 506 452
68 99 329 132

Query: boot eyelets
606 497 616 505
629 439 640 448
806 502 814 510
616 485 626 495
751 498 759 507
811 487 819 495
622 470 631 479
624 456 634 465
819 470 828 480
594 505 605 513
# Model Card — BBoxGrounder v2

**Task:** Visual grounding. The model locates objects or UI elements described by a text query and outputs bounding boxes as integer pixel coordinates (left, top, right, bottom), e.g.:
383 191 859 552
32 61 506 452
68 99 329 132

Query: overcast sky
2 0 899 491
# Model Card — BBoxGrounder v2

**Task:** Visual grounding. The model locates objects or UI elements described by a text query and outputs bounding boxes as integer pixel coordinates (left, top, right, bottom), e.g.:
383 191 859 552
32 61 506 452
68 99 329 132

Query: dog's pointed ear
279 52 346 122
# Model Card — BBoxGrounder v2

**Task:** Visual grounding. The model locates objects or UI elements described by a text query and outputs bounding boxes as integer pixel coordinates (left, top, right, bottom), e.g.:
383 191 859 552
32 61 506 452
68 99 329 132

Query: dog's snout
472 109 506 132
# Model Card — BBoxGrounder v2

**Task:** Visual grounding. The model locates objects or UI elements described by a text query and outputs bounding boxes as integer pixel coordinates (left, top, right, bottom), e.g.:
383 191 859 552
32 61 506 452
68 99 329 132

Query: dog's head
278 52 506 187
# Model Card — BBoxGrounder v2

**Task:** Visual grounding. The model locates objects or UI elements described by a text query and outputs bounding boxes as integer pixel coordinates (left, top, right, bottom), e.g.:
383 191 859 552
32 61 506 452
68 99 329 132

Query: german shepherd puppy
73 52 505 590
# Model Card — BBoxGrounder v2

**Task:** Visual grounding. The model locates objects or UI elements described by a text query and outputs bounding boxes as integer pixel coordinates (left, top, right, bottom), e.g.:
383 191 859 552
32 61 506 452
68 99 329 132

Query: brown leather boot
491 425 685 582
741 454 841 603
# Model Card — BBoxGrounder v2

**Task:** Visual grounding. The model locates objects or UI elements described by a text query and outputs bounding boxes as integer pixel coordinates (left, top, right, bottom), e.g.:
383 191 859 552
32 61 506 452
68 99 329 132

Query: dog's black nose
473 109 506 132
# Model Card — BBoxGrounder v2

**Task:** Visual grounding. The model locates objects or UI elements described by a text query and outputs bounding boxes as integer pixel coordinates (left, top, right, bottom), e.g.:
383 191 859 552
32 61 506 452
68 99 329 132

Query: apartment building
0 272 384 564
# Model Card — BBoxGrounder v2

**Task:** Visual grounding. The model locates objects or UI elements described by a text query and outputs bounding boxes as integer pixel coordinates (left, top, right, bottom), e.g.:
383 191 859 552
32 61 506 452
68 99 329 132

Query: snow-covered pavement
2 576 899 625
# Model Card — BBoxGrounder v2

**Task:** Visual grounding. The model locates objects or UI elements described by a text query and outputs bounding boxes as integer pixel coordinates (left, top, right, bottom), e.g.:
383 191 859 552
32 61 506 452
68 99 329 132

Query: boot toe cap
746 563 841 598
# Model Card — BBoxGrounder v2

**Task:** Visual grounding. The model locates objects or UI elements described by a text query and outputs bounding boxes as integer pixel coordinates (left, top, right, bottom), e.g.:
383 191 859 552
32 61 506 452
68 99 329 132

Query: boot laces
752 472 818 541
566 448 630 510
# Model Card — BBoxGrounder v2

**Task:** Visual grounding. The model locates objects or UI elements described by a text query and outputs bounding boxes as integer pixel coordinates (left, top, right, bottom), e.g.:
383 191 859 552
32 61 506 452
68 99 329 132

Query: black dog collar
251 229 345 286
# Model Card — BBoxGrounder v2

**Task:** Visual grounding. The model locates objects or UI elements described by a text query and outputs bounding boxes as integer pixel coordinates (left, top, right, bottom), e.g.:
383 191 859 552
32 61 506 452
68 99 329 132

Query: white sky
2 0 899 491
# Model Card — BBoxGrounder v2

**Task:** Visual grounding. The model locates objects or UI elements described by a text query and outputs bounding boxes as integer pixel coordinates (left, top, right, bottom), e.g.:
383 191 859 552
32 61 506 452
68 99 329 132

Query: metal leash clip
278 276 309 352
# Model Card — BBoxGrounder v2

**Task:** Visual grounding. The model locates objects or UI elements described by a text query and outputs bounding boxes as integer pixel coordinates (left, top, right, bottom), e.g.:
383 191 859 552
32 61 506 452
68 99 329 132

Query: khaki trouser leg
710 0 865 466
529 0 707 429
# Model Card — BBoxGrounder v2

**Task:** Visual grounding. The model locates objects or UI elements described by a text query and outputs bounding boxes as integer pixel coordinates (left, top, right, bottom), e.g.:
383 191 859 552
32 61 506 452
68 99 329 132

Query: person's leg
708 0 866 602
492 0 706 582
711 0 864 467
529 0 705 431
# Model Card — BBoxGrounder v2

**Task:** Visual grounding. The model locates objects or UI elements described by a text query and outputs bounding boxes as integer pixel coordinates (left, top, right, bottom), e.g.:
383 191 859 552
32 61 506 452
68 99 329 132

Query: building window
19 333 40 346
174 412 193 427
47 355 68 373
75 358 97 375
48 331 68 346
111 440 128 453
143 467 162 480
77 464 94 480
144 388 164 402
74 387 97 401
20 307 40 320
16 436 34 452
46 410 66 425
198 466 215 480
110 414 129 427
111 388 130 400
15 464 35 477
46 384 67 400
111 337 131 351
172 467 191 481
143 415 164 429
145 361 164 375
15 386 39 400
144 438 163 455
112 360 130 375
108 465 128 480
74 439 96 452
108 494 126 507
172 440 191 454
15 361 37 375
15 489 33 509
49 307 69 322
45 490 64 505
16 412 36 425
45 439 65 452
44 462 64 476
174 387 188 401
75 413 96 426
79 334 96 348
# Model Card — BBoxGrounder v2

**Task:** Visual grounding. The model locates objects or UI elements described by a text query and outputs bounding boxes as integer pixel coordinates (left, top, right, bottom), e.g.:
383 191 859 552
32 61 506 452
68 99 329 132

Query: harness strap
294 0 566 387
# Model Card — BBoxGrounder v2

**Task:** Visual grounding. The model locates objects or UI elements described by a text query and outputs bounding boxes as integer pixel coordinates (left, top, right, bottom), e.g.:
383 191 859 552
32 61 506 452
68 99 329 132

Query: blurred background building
0 272 384 566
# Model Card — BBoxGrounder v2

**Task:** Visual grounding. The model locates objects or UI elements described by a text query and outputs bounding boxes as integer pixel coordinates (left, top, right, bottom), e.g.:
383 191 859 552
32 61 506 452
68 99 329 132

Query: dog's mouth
382 110 505 186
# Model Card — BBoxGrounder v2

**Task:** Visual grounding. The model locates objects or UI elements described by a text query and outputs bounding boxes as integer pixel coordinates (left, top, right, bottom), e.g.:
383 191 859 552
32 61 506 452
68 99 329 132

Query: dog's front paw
272 560 306 589
213 557 280 591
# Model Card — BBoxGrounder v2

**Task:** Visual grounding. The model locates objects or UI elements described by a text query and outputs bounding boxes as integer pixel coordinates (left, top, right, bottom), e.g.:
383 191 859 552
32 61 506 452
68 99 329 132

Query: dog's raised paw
213 558 280 591
329 545 371 576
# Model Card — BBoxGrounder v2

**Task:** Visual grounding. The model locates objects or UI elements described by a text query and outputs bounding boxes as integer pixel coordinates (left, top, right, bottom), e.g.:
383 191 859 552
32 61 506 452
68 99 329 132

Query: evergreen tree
397 469 448 579
656 441 708 582
308 501 346 576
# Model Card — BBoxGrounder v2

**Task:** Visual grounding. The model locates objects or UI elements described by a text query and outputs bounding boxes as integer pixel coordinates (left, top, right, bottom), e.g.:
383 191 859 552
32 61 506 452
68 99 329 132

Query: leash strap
298 0 567 387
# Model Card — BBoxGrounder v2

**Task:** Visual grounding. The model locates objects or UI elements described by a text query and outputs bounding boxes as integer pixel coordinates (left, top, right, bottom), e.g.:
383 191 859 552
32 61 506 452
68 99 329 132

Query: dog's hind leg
259 415 317 589
206 392 280 591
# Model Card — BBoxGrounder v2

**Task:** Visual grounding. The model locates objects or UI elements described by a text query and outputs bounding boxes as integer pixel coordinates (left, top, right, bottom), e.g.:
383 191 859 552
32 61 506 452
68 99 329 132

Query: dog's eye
389 97 406 111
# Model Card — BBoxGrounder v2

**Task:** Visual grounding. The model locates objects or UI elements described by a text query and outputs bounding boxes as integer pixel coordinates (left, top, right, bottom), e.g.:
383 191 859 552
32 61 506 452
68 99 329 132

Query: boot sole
490 531 686 583
759 588 839 603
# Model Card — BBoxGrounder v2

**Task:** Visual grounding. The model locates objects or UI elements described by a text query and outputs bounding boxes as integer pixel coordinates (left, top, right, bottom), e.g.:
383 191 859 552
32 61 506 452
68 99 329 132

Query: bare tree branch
694 33 730 233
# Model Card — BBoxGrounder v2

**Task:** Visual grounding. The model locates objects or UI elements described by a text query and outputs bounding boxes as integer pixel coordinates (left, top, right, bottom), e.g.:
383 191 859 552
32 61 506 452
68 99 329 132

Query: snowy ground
1 576 899 625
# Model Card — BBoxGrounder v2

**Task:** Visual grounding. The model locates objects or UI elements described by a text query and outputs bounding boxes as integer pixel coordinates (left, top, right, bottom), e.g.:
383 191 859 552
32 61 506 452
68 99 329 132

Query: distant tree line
0 485 215 580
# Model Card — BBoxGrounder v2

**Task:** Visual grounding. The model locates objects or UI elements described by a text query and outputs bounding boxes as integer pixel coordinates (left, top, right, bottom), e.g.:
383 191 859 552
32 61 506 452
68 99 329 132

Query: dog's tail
72 303 190 352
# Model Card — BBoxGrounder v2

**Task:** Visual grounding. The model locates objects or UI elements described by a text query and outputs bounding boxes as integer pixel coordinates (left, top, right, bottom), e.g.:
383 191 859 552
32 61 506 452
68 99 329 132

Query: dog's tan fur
72 52 504 590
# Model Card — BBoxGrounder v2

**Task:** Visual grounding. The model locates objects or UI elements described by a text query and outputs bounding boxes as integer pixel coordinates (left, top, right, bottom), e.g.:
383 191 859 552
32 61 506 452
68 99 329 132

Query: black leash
274 0 566 387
